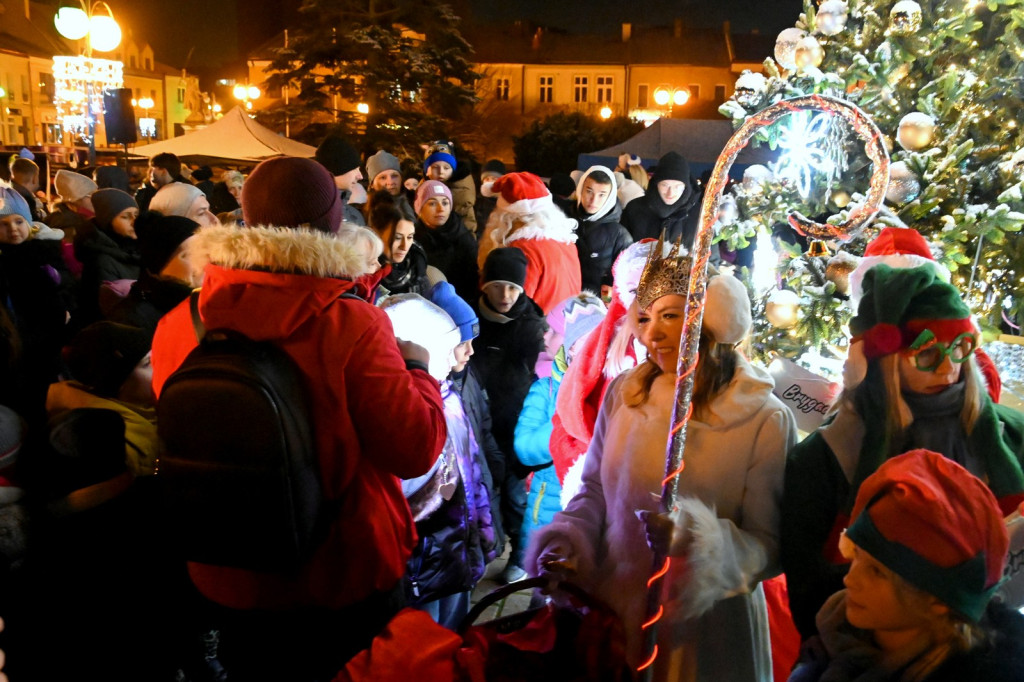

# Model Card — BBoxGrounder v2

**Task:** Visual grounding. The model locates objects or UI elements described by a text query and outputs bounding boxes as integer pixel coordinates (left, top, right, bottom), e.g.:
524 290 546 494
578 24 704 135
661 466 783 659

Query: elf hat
848 227 950 306
844 449 1008 622
423 141 457 174
482 172 553 215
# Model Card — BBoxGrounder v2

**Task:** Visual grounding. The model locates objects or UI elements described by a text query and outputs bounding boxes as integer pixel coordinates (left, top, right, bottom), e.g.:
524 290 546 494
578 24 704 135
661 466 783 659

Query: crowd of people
0 137 1021 682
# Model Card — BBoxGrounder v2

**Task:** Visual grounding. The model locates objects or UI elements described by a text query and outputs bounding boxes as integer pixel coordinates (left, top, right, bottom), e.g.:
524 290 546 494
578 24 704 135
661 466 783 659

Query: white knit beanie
150 182 204 218
54 169 97 203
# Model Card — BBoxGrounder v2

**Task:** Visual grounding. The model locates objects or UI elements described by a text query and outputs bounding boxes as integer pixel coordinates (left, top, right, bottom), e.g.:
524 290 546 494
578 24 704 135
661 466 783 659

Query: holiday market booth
130 106 316 165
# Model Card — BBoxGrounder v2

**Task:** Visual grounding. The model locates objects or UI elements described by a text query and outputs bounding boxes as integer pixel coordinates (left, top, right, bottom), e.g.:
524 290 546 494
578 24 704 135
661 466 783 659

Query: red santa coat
152 224 446 611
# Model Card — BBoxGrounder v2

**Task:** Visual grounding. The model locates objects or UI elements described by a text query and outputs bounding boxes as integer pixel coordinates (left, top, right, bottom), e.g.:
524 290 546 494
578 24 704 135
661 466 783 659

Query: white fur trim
560 454 587 507
499 195 554 215
188 223 368 278
502 218 578 245
525 518 597 581
665 496 731 619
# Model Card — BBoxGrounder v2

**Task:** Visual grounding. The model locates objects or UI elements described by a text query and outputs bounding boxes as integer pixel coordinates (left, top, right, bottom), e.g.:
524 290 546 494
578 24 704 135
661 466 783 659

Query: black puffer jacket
572 199 633 293
621 180 702 246
415 211 479 305
470 293 546 473
107 274 192 339
74 222 141 323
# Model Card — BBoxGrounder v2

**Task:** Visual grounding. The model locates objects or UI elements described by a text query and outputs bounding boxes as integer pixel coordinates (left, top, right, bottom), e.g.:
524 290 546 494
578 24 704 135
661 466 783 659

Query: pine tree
260 0 479 155
717 0 1024 370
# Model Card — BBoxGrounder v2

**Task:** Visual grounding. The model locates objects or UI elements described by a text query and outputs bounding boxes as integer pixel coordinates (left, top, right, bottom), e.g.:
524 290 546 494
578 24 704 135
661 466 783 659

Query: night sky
97 0 802 82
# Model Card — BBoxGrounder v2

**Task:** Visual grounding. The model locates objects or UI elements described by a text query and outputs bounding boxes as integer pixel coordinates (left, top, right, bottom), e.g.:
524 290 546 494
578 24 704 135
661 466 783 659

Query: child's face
842 543 934 636
543 325 564 357
0 214 32 245
110 207 139 239
426 162 452 182
452 339 474 372
484 282 521 314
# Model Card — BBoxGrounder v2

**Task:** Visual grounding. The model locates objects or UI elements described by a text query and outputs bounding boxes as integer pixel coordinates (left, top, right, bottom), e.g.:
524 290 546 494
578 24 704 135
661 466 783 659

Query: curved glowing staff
637 94 890 678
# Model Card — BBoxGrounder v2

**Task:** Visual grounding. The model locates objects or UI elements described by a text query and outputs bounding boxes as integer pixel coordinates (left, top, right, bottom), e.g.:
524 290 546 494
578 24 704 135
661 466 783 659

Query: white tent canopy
131 107 316 164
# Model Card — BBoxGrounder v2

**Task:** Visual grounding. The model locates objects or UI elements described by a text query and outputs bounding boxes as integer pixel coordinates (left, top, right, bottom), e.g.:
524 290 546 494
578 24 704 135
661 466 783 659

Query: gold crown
636 232 691 311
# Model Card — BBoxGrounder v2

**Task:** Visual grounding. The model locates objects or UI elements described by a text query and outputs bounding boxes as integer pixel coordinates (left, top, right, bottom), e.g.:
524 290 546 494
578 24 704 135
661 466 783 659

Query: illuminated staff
637 94 890 678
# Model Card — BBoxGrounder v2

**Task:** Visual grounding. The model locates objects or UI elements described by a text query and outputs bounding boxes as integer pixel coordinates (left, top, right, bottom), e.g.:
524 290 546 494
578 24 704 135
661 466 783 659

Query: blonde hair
336 224 383 275
625 332 736 413
628 164 649 190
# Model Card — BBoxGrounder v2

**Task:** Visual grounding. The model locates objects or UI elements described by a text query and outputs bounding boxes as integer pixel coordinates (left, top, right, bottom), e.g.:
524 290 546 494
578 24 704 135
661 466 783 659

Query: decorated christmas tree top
717 0 1024 373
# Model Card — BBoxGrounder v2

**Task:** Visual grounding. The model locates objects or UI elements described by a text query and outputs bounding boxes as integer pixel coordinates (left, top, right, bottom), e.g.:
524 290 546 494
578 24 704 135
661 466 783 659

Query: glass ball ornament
715 193 739 226
831 190 851 208
734 71 768 108
825 253 858 296
816 0 849 36
775 27 808 70
765 289 801 329
742 164 774 192
896 112 935 151
889 0 923 35
794 35 825 70
885 161 921 205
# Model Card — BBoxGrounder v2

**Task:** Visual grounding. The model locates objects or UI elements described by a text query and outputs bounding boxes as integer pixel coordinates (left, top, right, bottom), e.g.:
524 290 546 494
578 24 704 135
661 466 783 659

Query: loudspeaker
103 88 137 145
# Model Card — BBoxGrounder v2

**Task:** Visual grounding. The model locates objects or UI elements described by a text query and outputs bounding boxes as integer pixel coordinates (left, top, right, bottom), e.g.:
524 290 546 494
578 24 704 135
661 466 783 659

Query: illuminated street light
653 86 691 117
356 102 370 114
653 88 670 106
673 89 690 106
54 2 121 53
233 83 261 111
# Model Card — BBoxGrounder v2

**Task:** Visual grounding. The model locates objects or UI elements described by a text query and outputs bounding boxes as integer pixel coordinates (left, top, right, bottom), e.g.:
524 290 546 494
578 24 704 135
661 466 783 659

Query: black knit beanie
63 322 151 398
91 188 138 229
315 136 361 176
483 247 528 288
650 151 691 186
135 211 199 274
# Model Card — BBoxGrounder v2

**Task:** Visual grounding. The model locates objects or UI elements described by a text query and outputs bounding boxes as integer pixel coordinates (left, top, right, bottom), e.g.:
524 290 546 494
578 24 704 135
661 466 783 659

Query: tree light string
638 94 890 679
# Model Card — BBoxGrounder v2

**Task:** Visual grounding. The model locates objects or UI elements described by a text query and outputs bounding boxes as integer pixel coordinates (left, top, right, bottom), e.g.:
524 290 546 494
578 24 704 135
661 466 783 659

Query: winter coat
473 195 497 238
514 368 564 548
471 293 546 471
151 223 447 611
378 242 432 298
788 592 1024 682
528 357 797 681
621 180 702 246
403 382 496 605
341 189 366 226
209 181 239 215
46 381 158 476
571 200 633 293
478 215 582 316
414 211 479 306
106 274 192 339
74 222 141 322
450 173 477 235
450 364 505 549
781 395 1024 639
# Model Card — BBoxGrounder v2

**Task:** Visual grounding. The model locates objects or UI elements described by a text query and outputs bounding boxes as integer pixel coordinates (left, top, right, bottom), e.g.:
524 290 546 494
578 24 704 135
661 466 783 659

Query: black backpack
157 291 323 572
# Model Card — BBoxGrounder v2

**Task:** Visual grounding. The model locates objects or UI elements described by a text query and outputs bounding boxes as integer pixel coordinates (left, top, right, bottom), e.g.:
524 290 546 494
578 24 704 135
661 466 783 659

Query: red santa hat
481 171 553 215
848 227 950 306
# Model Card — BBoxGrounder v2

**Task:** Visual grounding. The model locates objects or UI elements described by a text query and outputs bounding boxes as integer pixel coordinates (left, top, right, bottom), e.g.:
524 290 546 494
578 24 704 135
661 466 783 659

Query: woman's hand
536 544 577 589
637 509 693 558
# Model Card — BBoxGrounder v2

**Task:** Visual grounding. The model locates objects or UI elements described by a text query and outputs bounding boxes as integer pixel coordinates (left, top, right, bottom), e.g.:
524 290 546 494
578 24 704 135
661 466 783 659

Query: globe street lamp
233 84 261 111
53 1 124 163
653 86 690 117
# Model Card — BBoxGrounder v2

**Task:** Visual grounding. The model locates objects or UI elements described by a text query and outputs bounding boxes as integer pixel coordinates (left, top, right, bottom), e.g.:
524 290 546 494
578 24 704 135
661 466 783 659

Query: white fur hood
188 223 367 279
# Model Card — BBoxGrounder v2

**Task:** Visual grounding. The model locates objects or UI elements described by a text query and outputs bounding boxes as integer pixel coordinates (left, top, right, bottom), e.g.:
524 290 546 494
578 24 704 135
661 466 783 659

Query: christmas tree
716 0 1024 377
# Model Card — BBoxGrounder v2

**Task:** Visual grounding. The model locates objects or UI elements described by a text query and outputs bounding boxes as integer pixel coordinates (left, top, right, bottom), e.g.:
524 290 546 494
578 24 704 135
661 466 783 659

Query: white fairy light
772 111 837 198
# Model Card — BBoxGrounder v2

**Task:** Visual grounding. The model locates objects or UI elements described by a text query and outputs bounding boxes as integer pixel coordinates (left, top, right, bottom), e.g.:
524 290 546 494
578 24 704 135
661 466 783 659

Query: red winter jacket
152 224 446 610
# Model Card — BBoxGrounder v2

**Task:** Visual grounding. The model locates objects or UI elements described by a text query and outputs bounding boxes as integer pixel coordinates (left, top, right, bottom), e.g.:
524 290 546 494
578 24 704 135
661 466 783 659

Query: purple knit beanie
242 156 343 233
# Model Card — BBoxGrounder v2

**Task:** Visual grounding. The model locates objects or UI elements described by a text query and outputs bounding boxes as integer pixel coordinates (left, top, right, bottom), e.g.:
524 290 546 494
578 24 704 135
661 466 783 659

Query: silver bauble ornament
742 164 774 192
765 289 801 329
775 27 808 70
794 35 825 70
816 0 849 36
885 161 921 205
889 0 923 35
896 112 936 151
734 71 768 108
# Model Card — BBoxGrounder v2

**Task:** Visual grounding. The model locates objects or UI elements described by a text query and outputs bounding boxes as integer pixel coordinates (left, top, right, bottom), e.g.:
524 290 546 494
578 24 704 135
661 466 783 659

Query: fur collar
499 218 577 246
188 223 367 279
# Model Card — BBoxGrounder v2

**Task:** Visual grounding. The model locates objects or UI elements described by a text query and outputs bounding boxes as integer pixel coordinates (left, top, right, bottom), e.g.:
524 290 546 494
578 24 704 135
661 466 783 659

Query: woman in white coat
528 242 797 682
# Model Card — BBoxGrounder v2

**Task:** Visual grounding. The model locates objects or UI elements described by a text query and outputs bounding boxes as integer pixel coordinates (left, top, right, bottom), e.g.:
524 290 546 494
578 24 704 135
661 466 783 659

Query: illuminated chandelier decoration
52 56 123 142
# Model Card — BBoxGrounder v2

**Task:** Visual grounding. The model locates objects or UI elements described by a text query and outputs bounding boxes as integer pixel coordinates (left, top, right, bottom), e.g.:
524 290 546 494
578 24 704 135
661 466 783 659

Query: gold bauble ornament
832 190 851 208
896 112 936 151
794 35 825 70
765 289 801 329
825 253 859 296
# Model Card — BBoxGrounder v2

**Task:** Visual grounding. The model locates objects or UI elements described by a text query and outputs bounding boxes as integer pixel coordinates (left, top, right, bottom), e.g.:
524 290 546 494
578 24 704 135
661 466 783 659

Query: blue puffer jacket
403 382 497 605
514 362 565 549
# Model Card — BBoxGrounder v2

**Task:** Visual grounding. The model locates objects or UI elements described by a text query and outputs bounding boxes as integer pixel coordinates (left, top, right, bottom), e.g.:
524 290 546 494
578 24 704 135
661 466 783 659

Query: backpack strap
189 289 206 342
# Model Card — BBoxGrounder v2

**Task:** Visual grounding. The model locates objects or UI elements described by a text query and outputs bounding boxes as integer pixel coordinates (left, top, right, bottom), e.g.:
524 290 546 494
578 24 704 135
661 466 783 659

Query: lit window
574 75 588 103
539 76 553 103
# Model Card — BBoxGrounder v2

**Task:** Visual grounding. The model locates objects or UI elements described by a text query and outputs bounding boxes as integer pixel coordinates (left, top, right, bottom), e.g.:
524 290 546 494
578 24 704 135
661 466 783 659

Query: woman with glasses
780 263 1024 640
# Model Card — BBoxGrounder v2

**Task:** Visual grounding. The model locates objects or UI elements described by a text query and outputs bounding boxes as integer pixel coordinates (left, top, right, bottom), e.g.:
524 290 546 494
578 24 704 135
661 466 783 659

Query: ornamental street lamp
53 1 124 164
233 84 261 111
653 86 690 117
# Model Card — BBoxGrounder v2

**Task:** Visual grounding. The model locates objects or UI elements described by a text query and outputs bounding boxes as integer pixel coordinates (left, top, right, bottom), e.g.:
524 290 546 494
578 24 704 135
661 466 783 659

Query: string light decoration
52 55 123 143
